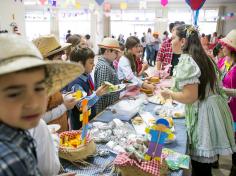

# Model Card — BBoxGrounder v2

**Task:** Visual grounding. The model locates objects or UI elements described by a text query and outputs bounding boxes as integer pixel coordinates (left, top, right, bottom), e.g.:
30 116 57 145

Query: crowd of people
0 20 236 176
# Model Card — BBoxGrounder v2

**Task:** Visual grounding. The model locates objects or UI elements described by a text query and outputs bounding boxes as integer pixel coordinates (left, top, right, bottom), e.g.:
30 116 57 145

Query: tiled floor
212 155 232 176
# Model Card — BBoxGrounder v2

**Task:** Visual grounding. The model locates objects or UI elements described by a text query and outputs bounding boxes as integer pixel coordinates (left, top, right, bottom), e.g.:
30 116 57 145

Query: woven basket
59 130 96 161
117 160 169 176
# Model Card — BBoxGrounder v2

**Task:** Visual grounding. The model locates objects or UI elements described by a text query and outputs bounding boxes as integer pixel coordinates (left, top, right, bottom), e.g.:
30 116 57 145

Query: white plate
108 84 126 93
47 124 61 133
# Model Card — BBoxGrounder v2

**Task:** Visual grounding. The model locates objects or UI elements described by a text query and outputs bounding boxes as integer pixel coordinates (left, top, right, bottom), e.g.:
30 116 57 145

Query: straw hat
98 37 121 51
0 34 84 96
32 35 71 58
220 29 236 51
153 32 159 36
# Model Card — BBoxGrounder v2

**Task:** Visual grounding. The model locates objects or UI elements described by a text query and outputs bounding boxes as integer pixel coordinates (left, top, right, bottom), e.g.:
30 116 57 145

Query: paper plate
47 124 61 133
108 84 126 93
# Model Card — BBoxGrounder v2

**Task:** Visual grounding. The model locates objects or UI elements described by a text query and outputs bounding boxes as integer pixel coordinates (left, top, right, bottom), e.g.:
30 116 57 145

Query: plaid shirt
94 57 120 113
0 123 41 176
156 39 173 71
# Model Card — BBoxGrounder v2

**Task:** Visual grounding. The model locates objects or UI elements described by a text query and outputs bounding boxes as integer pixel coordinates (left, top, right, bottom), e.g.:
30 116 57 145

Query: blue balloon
95 0 104 6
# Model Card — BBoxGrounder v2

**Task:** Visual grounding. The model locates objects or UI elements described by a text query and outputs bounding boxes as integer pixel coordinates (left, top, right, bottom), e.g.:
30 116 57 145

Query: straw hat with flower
98 37 121 52
220 29 236 52
32 35 71 58
0 34 84 96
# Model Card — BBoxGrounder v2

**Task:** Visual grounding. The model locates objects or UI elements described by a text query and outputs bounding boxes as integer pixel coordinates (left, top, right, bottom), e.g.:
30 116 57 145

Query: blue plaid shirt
0 123 41 176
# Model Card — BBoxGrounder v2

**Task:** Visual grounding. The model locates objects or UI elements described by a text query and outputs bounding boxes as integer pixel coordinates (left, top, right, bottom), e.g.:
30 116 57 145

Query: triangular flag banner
95 0 104 6
185 0 206 10
120 2 128 10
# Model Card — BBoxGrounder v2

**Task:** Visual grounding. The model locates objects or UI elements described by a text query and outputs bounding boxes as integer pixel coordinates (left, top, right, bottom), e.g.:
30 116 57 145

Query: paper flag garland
95 0 104 6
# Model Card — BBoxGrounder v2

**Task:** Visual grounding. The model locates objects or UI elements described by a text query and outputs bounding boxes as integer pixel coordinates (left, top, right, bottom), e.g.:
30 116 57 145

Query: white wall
0 0 25 36
223 5 236 35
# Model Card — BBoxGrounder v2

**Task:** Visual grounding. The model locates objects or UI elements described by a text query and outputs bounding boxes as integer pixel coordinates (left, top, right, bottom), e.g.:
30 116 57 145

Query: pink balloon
161 0 168 7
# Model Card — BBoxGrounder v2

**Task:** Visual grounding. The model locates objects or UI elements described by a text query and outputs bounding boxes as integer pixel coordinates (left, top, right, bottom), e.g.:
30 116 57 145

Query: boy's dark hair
70 47 95 65
175 24 217 100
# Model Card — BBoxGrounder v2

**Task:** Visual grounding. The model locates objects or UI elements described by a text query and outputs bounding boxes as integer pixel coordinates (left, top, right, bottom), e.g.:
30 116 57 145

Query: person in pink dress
220 29 236 176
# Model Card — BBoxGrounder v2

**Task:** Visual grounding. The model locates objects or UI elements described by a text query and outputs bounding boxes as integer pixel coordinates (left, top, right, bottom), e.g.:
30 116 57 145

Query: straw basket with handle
59 130 96 162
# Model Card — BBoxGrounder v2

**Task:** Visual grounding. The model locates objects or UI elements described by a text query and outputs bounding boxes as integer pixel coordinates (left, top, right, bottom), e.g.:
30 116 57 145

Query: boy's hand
63 93 78 110
96 84 109 96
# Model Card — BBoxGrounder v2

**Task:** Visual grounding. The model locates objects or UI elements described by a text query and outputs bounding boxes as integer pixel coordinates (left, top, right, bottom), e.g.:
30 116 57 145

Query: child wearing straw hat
0 34 83 175
94 37 121 113
33 35 79 133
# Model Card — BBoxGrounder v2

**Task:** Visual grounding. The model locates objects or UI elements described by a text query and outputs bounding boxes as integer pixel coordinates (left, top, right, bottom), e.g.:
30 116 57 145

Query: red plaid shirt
156 39 173 71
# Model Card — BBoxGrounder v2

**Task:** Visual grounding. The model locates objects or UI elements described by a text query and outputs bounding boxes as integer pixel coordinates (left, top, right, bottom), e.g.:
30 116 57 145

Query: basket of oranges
59 130 96 161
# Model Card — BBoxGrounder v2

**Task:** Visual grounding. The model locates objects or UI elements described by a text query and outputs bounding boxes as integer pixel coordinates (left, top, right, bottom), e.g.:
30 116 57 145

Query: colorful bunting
120 2 128 10
95 0 104 6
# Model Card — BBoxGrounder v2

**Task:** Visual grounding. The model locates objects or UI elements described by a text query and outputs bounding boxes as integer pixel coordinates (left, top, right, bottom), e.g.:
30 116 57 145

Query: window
59 10 90 42
25 11 50 41
110 10 155 39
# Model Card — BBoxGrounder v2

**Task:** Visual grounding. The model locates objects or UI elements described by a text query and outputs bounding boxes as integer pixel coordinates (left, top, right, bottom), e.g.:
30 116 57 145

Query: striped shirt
0 123 41 176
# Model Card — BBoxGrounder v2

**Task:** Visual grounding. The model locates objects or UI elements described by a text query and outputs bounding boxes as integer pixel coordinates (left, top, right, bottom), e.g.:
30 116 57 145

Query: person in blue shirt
66 47 109 130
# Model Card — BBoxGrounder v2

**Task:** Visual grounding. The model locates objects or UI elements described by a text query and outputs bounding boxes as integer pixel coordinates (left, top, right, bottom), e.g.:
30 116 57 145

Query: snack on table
148 76 160 84
140 87 153 96
132 116 144 125
59 130 96 161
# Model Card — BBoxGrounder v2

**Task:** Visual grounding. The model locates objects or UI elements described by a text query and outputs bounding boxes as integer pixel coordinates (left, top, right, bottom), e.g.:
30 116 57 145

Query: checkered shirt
0 123 41 176
156 39 173 71
114 153 163 175
94 57 120 113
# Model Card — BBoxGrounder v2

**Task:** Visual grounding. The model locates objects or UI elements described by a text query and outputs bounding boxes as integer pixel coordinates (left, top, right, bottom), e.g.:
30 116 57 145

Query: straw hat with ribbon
98 37 121 52
220 29 236 52
32 35 71 58
0 34 84 96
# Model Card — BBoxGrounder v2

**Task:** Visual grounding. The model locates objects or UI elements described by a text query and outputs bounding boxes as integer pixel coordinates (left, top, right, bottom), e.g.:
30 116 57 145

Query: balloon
95 0 104 6
39 0 46 5
185 0 206 10
160 0 168 7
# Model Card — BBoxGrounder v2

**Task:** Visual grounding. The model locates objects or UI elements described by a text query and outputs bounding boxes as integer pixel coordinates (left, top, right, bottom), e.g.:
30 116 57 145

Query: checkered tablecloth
114 153 163 175
61 101 187 176
60 145 117 176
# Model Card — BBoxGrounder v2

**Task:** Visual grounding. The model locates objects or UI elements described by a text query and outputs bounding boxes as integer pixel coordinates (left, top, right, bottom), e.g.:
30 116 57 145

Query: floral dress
172 54 236 163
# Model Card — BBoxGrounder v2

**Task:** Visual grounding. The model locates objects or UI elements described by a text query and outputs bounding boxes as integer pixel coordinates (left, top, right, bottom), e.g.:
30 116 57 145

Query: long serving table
61 96 188 176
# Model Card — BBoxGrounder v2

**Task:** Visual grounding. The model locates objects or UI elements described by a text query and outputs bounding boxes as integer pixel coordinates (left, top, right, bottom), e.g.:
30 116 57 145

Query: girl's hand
160 88 172 99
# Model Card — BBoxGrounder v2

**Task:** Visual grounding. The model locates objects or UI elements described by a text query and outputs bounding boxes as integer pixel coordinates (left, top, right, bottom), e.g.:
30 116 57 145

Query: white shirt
29 119 60 176
145 32 154 45
42 104 67 123
117 56 143 87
